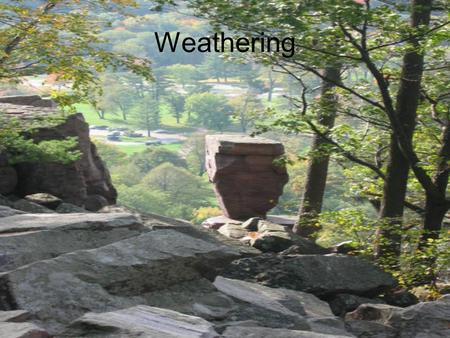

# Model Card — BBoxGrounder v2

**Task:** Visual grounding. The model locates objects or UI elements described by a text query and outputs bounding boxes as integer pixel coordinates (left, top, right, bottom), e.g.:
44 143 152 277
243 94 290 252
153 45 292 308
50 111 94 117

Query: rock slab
0 229 240 333
59 305 219 338
0 212 146 272
0 322 50 338
222 326 351 338
222 254 396 297
213 277 351 336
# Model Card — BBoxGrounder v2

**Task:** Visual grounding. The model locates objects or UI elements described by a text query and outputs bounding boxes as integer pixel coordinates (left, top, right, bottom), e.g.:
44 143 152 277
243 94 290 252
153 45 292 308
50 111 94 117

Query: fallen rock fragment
214 277 334 319
24 193 62 210
213 277 352 336
11 199 55 213
0 322 50 338
0 310 30 323
328 294 385 317
345 296 450 338
59 305 219 338
222 326 351 338
0 206 25 218
55 202 88 213
218 223 248 239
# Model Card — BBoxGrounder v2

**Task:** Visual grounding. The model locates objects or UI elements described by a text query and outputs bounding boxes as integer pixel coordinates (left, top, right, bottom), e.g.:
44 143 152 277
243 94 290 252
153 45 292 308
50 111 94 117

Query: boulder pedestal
206 135 288 220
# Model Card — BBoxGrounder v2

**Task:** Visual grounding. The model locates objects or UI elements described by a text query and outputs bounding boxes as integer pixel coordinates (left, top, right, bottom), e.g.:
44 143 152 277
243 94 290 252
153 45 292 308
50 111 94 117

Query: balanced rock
206 135 288 220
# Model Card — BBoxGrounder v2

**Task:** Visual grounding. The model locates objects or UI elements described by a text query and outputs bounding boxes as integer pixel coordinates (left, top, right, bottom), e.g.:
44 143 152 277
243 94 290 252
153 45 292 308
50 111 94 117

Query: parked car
106 133 121 141
90 125 109 130
125 131 143 138
160 138 183 145
145 140 162 146
108 127 129 132
153 129 175 134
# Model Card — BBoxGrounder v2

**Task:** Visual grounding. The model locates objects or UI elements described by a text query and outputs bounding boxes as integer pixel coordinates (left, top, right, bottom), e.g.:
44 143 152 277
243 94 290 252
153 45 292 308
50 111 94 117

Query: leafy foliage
0 114 81 164
0 0 153 106
184 92 233 130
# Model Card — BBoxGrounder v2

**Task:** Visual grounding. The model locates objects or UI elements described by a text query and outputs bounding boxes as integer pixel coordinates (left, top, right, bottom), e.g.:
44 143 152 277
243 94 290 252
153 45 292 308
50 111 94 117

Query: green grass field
75 103 195 132
76 103 189 155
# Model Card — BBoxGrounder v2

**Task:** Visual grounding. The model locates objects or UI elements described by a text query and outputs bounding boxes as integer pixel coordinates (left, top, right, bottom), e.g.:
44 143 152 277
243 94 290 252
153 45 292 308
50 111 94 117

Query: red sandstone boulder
206 135 288 220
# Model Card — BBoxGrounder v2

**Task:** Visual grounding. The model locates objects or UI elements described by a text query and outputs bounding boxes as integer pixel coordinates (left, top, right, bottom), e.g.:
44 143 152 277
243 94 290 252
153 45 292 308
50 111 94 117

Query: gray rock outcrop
0 191 441 338
0 229 240 333
222 254 396 298
1 98 117 209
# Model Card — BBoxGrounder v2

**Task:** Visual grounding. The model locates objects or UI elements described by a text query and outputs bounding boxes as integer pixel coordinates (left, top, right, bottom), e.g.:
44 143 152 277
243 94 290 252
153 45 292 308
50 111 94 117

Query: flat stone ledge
206 134 285 156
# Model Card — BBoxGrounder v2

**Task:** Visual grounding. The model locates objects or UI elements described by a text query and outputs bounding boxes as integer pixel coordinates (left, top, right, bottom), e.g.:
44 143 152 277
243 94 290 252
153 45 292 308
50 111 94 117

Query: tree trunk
421 198 447 243
376 139 409 261
240 95 250 133
268 68 274 102
375 0 432 265
119 104 127 121
294 66 341 237
420 123 450 245
412 122 450 285
96 110 105 119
